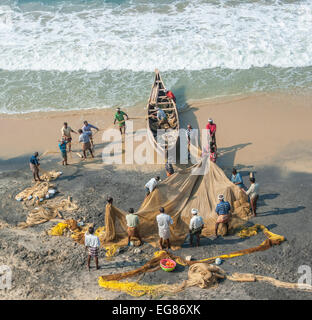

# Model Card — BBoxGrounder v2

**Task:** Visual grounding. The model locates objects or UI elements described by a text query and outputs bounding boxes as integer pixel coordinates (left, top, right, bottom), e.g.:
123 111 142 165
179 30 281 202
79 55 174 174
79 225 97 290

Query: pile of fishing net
98 225 289 297
18 198 78 228
40 170 62 182
15 182 55 204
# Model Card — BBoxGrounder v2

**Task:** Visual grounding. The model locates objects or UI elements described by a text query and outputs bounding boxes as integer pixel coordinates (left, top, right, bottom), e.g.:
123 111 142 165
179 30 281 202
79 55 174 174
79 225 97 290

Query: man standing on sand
85 226 100 271
78 129 94 160
61 122 77 152
114 107 129 136
206 118 216 145
58 138 68 166
82 121 99 148
215 194 231 239
29 152 42 182
145 176 160 197
156 207 173 250
189 208 204 247
244 177 260 216
126 208 143 246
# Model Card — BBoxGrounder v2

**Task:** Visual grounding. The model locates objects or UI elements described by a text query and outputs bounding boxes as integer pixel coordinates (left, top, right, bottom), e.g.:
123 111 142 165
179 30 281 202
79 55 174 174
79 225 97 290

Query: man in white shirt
61 122 77 152
244 177 260 216
145 176 160 197
189 208 204 247
156 207 173 250
85 227 101 271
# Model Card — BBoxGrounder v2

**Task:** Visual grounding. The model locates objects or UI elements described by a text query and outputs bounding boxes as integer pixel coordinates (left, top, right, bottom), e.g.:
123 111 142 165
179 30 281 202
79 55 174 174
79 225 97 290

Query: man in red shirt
206 118 216 144
166 90 176 103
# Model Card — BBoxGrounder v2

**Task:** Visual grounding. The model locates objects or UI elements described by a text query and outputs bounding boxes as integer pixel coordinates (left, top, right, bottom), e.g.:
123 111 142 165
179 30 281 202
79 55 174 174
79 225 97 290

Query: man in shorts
29 152 42 182
61 122 77 152
114 107 129 135
58 138 68 165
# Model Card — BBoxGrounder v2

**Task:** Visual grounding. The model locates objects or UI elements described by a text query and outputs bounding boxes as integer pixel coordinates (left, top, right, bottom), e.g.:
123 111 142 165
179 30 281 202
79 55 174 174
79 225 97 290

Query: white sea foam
0 0 312 72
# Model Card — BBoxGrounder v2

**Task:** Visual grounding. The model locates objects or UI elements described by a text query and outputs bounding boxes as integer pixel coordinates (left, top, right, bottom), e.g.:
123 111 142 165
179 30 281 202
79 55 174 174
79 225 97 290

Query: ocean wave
0 0 312 72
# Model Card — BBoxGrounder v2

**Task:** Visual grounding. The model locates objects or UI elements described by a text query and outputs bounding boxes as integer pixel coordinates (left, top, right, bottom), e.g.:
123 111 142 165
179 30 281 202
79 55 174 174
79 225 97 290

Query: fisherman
85 226 100 271
78 129 94 160
61 122 77 152
166 90 176 103
165 161 174 177
126 208 143 246
114 107 129 136
106 196 113 205
144 176 160 197
29 152 42 182
210 142 217 163
215 194 231 238
244 177 260 216
151 107 168 129
231 168 245 190
156 207 173 250
82 120 99 148
58 138 68 166
206 118 216 144
189 208 204 247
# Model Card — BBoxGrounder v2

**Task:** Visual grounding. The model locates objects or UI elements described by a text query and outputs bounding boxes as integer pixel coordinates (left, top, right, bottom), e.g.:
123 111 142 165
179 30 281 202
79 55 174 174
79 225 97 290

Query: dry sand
0 92 312 300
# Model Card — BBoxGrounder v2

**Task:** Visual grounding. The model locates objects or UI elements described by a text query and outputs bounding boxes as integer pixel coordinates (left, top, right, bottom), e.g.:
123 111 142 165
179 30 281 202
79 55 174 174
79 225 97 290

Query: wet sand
0 92 312 300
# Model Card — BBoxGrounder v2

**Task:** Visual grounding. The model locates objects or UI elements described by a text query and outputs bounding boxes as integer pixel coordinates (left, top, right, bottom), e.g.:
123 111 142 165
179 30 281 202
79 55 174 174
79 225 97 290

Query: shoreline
1 91 311 173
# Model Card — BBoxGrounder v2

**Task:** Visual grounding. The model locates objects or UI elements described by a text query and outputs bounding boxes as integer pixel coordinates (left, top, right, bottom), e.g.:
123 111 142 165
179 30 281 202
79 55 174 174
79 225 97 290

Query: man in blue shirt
82 120 99 148
215 194 231 238
29 152 42 182
231 168 245 190
58 138 68 165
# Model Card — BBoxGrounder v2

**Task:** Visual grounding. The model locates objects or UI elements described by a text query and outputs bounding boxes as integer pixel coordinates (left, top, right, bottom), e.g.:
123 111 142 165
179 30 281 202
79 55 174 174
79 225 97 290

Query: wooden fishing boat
146 69 180 156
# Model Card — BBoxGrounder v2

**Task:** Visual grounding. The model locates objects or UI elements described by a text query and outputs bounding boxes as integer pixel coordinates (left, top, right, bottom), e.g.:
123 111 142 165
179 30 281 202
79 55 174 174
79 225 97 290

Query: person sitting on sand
145 176 160 197
85 226 100 271
156 207 173 250
78 129 94 160
61 122 77 152
231 168 245 190
206 118 216 144
58 138 68 166
165 161 174 177
29 152 42 182
114 107 129 136
244 177 260 217
126 208 143 246
166 90 176 103
215 194 231 238
189 208 204 247
82 121 99 148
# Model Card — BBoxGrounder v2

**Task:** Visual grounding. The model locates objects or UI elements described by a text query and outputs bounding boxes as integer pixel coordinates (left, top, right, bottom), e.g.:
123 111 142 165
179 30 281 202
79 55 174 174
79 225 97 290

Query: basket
160 259 176 272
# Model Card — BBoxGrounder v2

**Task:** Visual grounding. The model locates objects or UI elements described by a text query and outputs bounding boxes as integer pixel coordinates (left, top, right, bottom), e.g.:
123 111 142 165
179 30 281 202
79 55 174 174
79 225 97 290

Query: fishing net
101 157 251 249
18 198 78 228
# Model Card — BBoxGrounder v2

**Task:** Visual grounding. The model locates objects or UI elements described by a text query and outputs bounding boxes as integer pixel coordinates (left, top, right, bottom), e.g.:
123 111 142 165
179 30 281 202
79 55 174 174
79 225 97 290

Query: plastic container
160 259 176 272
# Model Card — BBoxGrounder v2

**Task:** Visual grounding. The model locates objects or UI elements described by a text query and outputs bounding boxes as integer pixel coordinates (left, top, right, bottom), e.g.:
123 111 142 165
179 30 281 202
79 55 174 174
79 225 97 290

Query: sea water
0 0 311 113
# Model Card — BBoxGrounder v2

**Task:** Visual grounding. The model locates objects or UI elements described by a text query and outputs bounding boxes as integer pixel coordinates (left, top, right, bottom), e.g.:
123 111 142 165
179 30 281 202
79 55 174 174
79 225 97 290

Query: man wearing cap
114 107 129 136
156 207 173 249
206 118 216 144
215 194 231 238
144 176 160 197
126 208 143 246
189 209 204 247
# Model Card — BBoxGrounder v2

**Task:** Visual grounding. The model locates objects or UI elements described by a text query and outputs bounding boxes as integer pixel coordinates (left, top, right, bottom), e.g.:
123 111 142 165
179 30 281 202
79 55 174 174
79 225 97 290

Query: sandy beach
1 92 312 300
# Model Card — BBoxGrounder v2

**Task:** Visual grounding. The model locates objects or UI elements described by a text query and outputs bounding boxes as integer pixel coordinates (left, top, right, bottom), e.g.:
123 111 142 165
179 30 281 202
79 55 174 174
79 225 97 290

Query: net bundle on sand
18 198 78 228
